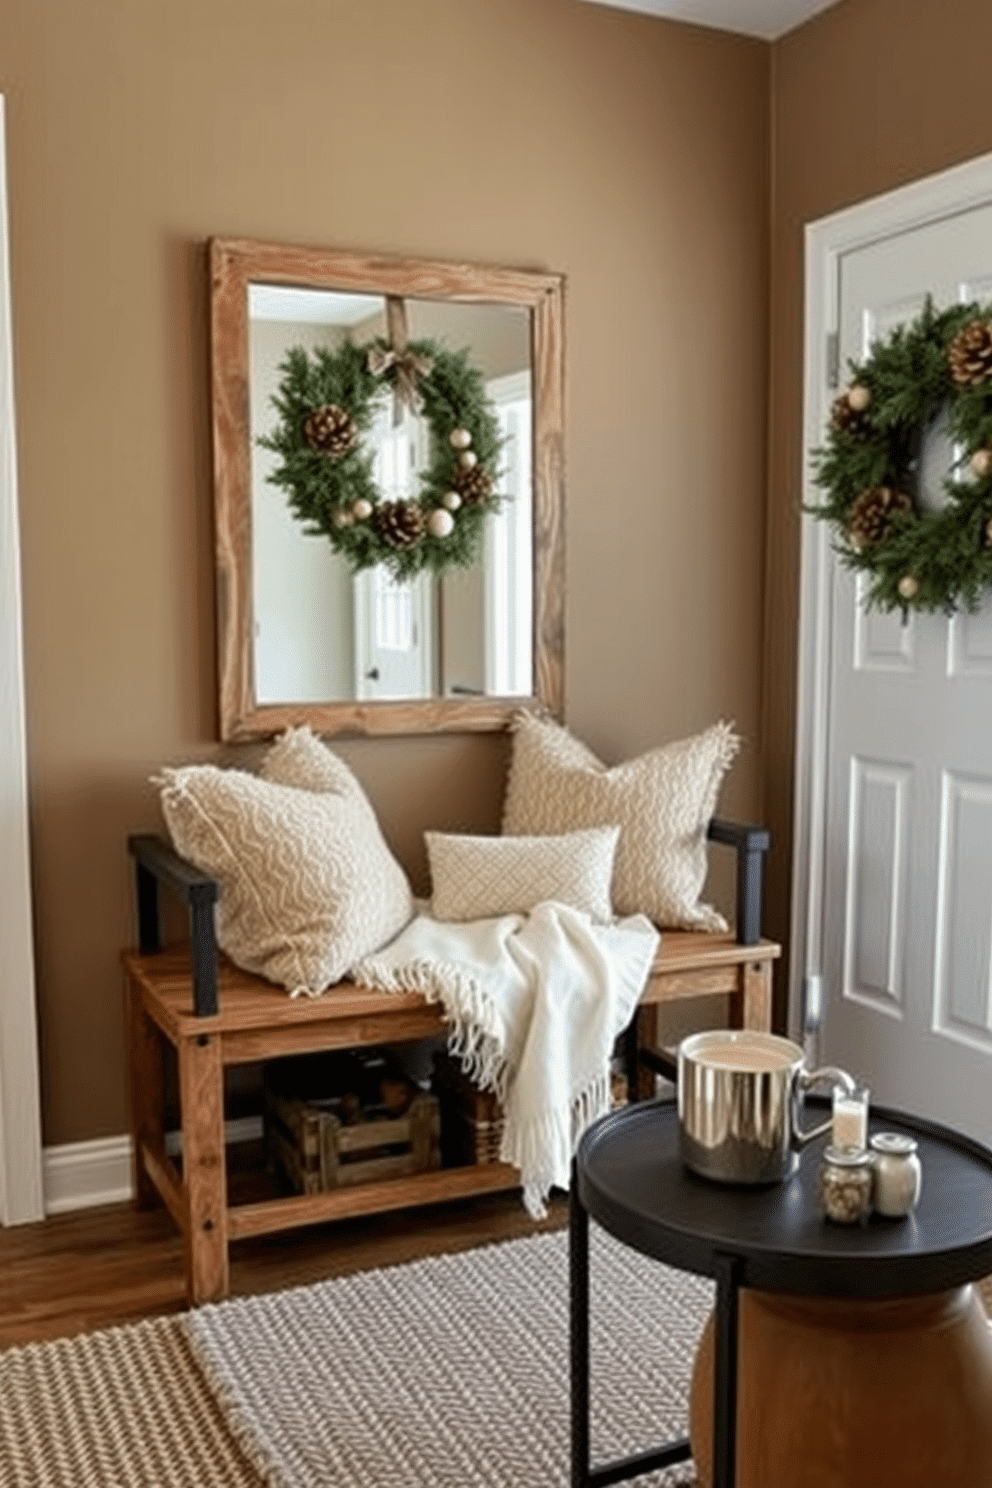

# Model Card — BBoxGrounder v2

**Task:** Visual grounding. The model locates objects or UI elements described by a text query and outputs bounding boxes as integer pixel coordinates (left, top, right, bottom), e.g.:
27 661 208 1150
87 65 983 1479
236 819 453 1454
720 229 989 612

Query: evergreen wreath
258 335 503 582
810 296 992 615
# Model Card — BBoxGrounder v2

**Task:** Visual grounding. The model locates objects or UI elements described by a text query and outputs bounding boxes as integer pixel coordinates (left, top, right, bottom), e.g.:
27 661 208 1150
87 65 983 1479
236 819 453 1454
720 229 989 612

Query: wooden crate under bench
264 1050 440 1195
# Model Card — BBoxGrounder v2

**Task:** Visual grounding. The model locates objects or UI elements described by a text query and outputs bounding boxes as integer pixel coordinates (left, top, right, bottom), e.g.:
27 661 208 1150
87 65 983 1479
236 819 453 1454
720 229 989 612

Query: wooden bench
124 826 779 1303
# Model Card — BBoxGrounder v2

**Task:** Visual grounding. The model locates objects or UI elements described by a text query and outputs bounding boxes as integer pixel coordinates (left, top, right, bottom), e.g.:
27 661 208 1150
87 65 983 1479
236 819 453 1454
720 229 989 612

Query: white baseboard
43 1136 133 1215
43 1117 264 1216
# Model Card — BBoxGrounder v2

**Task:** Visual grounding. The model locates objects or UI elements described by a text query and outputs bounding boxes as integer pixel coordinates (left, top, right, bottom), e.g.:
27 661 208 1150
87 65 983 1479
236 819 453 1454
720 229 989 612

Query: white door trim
0 95 44 1224
791 149 992 1044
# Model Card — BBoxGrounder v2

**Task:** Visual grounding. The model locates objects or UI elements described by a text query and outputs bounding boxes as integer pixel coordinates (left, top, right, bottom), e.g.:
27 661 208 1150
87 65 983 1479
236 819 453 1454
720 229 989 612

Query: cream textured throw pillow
259 725 365 798
155 759 413 995
426 826 619 924
501 713 739 931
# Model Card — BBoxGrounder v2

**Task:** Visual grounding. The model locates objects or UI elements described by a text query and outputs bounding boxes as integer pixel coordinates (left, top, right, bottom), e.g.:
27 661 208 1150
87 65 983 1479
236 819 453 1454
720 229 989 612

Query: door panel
820 202 992 1143
843 756 910 1014
933 772 992 1048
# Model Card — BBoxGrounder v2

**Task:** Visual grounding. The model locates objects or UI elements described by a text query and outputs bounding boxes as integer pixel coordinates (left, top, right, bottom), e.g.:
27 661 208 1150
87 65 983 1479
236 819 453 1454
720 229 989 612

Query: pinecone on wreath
303 403 357 458
453 463 493 505
377 500 426 548
830 393 870 439
848 486 914 549
948 320 992 388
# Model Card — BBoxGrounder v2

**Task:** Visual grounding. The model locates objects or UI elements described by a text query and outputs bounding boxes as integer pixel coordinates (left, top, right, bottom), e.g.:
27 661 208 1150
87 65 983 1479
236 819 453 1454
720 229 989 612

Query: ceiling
577 0 841 41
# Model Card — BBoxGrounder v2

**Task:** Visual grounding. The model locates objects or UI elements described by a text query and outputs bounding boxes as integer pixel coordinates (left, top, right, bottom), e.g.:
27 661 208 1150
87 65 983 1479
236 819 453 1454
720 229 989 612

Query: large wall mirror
209 237 564 739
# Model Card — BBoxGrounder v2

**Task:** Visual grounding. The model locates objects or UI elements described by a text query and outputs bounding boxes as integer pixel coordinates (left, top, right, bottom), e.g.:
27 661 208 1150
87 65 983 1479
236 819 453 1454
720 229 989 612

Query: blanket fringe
352 955 509 1100
502 1070 614 1220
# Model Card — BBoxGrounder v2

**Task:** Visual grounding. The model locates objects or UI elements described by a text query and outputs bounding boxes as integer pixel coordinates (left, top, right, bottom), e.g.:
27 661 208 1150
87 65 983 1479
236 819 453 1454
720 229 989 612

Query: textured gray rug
0 1227 712 1488
187 1226 711 1488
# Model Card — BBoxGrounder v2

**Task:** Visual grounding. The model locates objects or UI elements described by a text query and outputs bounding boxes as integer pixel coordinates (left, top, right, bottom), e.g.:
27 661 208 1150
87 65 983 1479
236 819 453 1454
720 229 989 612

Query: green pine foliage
809 297 992 615
258 337 504 582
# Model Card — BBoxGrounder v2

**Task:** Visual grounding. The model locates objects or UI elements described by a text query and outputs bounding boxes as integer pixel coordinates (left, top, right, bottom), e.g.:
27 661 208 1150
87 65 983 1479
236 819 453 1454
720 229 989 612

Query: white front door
812 200 992 1143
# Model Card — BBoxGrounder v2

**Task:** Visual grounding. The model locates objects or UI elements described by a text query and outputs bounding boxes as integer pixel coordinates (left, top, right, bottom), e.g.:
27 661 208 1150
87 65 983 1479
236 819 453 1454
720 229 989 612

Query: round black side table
570 1098 992 1488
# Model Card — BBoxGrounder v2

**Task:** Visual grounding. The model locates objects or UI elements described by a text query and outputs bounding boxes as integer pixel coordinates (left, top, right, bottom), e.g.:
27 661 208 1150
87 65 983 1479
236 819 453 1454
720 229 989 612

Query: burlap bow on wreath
366 298 434 423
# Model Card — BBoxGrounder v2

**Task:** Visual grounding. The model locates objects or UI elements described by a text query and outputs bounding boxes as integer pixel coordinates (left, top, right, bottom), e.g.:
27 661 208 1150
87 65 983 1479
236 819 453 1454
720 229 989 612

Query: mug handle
791 1065 856 1150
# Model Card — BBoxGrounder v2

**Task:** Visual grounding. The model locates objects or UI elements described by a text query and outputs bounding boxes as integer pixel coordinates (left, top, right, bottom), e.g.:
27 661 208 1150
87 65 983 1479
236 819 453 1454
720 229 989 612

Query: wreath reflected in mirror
810 297 992 616
258 297 503 582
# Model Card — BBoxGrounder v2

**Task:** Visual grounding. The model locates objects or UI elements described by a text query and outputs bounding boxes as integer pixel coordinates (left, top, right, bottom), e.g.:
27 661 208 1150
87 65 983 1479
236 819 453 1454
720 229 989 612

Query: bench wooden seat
123 932 778 1304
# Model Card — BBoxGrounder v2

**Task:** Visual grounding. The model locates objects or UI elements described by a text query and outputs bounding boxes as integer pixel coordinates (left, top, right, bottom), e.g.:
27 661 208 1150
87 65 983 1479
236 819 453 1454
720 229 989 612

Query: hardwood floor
3 1175 989 1353
0 1184 568 1350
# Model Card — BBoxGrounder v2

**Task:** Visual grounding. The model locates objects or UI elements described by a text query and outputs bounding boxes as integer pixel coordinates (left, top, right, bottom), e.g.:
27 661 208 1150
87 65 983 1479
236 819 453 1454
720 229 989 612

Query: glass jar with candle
870 1132 922 1218
817 1146 874 1224
832 1083 870 1150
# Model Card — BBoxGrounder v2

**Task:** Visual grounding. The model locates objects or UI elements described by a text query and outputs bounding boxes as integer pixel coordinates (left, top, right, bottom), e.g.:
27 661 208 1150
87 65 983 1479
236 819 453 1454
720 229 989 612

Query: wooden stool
690 1286 992 1487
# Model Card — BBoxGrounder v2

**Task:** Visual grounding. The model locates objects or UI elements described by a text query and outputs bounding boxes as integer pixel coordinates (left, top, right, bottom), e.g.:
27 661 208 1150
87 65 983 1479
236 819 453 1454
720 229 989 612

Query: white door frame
0 95 44 1224
790 149 992 1044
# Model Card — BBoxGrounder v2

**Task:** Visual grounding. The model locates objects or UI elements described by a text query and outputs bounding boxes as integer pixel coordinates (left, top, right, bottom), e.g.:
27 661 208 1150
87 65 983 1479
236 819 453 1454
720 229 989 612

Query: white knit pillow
426 825 620 924
155 763 413 995
501 714 739 931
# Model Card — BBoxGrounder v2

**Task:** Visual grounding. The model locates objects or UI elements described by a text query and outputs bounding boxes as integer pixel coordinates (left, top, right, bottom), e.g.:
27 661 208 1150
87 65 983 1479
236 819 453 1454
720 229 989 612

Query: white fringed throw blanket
352 903 659 1217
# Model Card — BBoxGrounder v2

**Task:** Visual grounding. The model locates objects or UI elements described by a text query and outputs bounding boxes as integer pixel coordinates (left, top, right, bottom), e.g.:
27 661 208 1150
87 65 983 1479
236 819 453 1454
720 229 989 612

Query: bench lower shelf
124 930 779 1304
226 1161 522 1239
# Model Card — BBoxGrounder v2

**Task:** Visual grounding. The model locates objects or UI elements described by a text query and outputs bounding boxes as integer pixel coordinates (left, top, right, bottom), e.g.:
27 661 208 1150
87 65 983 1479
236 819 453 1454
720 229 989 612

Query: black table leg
570 1168 692 1488
570 1177 591 1488
712 1251 743 1488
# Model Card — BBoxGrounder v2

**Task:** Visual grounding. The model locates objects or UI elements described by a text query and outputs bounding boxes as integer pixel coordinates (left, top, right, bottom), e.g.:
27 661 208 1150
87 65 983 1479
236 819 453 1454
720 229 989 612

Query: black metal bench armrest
706 818 771 947
127 834 219 1016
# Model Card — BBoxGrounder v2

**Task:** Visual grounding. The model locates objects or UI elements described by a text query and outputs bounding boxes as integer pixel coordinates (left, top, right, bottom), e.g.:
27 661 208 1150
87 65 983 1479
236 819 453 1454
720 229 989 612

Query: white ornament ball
458 450 477 469
332 509 354 529
442 491 462 511
449 428 472 450
970 448 992 479
427 508 455 539
352 498 373 520
898 574 920 601
848 384 871 412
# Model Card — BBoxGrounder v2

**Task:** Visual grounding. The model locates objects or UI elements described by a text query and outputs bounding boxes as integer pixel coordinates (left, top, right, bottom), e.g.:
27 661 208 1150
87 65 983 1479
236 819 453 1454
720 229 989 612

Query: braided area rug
186 1225 710 1488
0 1313 260 1487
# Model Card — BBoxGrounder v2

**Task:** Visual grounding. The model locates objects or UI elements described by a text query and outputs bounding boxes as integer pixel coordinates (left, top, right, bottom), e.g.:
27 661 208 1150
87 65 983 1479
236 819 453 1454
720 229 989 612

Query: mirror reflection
248 286 533 705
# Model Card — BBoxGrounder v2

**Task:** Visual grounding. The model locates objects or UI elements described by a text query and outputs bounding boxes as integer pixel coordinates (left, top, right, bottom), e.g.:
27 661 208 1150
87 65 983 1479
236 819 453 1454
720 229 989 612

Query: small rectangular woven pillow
426 825 620 923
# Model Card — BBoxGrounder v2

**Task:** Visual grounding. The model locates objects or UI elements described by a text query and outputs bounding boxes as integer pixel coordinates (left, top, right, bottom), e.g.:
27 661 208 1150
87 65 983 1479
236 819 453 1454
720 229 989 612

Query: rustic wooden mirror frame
209 237 565 741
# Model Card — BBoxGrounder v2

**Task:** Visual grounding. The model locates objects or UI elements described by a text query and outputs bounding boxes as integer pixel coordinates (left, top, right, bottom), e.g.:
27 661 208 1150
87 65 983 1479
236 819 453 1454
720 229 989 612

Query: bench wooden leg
741 961 773 1033
635 1006 662 1099
125 971 165 1210
177 1031 229 1304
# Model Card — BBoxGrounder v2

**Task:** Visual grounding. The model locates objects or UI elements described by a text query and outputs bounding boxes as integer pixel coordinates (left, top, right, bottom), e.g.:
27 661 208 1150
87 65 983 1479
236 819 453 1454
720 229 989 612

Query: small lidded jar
870 1132 922 1218
817 1145 874 1224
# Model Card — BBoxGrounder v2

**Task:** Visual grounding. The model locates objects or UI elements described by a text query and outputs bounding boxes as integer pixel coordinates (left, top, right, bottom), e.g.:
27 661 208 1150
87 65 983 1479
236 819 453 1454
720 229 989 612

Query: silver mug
677 1029 855 1184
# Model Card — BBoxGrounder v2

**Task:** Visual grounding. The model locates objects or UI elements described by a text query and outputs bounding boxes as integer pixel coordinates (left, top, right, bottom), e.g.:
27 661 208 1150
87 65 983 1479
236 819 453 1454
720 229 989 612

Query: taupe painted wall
1 0 769 1145
764 0 992 1022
